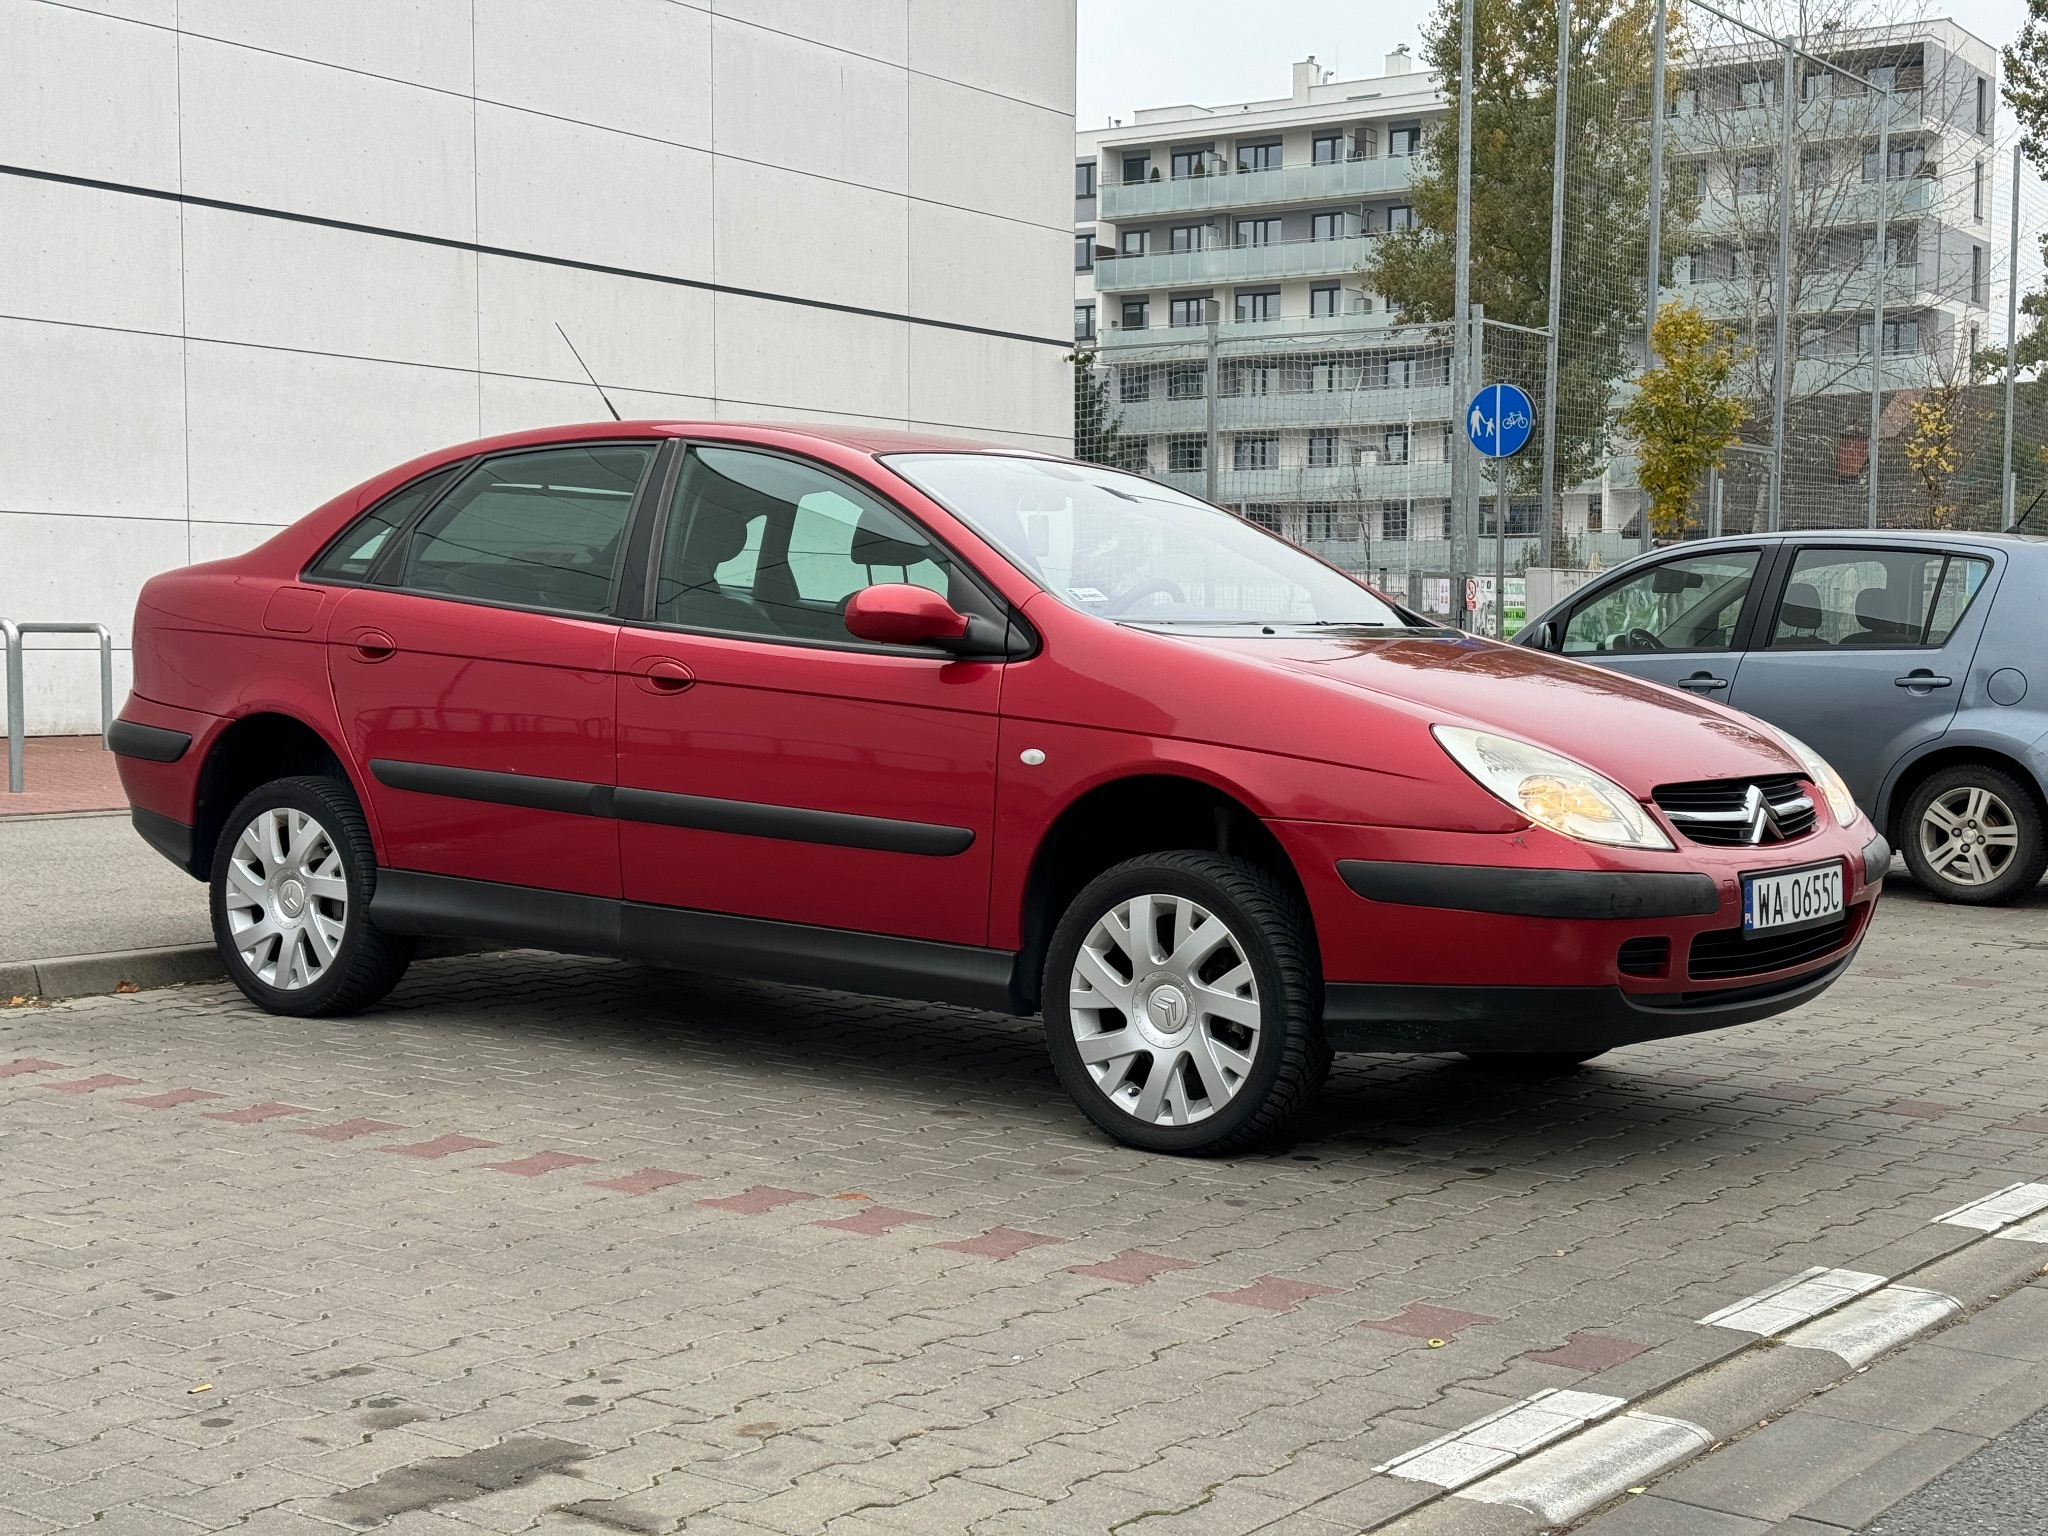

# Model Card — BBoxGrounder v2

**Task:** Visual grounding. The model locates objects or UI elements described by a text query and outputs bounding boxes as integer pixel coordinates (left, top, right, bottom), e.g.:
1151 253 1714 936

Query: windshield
885 454 1411 627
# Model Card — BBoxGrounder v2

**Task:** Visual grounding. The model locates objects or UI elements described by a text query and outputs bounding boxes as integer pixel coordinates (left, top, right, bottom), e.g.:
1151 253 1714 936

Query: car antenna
2011 481 2047 534
555 324 621 421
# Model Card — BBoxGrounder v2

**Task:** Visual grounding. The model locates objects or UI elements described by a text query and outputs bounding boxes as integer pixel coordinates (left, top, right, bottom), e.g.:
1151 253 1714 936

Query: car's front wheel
1900 764 2047 906
1042 852 1329 1154
210 775 414 1016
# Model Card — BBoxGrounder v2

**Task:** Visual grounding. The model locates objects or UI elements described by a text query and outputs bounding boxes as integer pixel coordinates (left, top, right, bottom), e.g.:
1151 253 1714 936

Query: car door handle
1894 671 1953 691
347 628 396 663
1677 671 1729 691
633 658 696 695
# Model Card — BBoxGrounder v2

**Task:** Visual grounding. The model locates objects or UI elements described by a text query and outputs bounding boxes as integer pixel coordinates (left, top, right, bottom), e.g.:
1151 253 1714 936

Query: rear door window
396 443 654 616
1768 547 1990 649
1562 549 1761 654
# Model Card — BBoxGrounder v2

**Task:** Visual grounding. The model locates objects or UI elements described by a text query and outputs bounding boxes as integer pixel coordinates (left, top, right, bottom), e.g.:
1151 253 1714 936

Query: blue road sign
1465 382 1534 458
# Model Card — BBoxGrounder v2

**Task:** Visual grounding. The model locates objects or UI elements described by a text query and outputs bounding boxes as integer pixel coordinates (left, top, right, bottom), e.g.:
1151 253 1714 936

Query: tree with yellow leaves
1902 376 1967 529
1616 302 1748 542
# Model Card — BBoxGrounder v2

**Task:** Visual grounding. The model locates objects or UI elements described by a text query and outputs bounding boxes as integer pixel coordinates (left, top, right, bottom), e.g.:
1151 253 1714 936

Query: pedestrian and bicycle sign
1465 382 1533 458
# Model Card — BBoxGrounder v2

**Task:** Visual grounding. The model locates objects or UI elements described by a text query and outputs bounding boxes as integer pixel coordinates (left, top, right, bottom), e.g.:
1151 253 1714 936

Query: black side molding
1337 859 1720 921
365 868 1021 1014
108 720 191 763
369 757 975 856
130 808 198 877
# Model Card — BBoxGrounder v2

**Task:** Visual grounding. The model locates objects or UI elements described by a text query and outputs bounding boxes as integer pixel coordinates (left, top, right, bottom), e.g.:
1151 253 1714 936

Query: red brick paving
0 1059 68 1078
588 1167 697 1196
0 736 125 817
1524 1333 1651 1371
936 1227 1067 1261
1205 1276 1344 1313
698 1185 819 1214
2009 1116 2048 1134
122 1089 226 1110
204 1102 316 1123
43 1074 143 1094
1359 1303 1499 1340
1066 1249 1200 1285
292 1117 404 1141
380 1134 499 1159
482 1151 599 1177
813 1206 937 1237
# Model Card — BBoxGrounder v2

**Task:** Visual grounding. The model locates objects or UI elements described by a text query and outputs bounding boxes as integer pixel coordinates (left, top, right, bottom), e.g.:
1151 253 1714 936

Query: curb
1369 1205 2048 1532
1 937 502 1003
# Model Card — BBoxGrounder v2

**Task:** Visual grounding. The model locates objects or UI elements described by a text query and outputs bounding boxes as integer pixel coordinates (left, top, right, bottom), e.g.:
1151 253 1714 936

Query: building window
1974 159 1986 222
1313 133 1346 165
1172 144 1219 179
1870 318 1919 354
1075 161 1096 199
1235 289 1280 323
1118 369 1151 402
1121 229 1150 257
1167 363 1206 399
1233 435 1278 471
1235 218 1282 246
1386 205 1416 232
1170 224 1212 252
1388 122 1421 156
1973 245 1987 305
1123 154 1151 184
1238 140 1282 173
1308 433 1339 468
1075 232 1094 271
1169 294 1211 327
1865 143 1924 181
1978 76 1990 134
1242 505 1282 531
1311 211 1344 241
1585 493 1603 532
1121 298 1149 331
1168 435 1205 472
1736 77 1774 109
1310 284 1342 318
1381 502 1410 540
1737 156 1771 195
1801 149 1829 187
1382 427 1410 465
1379 355 1414 389
1074 303 1095 341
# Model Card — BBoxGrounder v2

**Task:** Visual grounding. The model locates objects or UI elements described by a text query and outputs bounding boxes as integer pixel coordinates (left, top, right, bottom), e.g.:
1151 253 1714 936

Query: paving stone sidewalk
2 879 2046 1534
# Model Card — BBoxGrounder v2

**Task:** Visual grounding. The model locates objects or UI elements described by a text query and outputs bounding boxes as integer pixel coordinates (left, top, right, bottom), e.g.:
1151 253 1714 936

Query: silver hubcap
1919 785 2021 887
224 807 349 990
1068 893 1262 1127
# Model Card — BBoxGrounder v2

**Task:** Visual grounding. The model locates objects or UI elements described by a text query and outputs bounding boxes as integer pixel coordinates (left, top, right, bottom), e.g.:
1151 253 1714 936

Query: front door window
1563 550 1761 654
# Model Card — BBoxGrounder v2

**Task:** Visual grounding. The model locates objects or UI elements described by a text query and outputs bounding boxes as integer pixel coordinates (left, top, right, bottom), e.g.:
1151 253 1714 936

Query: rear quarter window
306 466 460 583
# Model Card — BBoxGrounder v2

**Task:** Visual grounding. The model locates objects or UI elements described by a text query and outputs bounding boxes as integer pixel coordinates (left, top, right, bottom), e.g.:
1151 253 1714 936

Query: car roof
1600 526 2047 570
418 419 1040 463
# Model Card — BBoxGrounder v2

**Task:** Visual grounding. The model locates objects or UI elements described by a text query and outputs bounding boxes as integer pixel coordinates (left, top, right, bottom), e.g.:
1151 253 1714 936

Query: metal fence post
2004 139 2023 529
1452 0 1477 627
1868 82 1890 529
3 620 20 794
1204 302 1220 505
1768 34 1796 533
1642 0 1666 556
1541 0 1572 567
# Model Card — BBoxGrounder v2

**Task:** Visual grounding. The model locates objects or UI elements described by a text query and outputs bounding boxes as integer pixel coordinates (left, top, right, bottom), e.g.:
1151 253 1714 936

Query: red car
111 423 1887 1153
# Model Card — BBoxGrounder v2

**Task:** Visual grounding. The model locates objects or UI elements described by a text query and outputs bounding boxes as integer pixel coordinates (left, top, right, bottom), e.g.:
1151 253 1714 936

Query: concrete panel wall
1 0 1073 733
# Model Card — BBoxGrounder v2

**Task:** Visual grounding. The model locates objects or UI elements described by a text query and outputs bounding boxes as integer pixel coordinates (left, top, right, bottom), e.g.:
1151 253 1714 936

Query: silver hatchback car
1519 529 2048 905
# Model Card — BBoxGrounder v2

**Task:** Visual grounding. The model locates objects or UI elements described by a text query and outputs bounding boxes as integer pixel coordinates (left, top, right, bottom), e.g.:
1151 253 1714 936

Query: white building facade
2 0 1075 733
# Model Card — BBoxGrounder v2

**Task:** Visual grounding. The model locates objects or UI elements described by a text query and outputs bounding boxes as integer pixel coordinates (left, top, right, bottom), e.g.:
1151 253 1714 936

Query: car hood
1195 629 1800 793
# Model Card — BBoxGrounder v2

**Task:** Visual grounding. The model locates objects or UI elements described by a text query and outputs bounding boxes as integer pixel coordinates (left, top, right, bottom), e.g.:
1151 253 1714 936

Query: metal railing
2 621 114 793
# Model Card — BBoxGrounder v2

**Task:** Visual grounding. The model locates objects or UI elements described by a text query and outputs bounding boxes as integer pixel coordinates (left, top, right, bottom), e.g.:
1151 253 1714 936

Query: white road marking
1993 1209 2048 1243
1934 1181 2048 1232
1454 1411 1715 1524
1374 1388 1628 1490
1781 1284 1962 1367
1698 1266 1887 1334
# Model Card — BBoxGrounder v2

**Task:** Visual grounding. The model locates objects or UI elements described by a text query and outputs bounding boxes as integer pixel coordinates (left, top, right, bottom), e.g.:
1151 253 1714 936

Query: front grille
1653 773 1817 847
1688 915 1850 981
1617 936 1671 977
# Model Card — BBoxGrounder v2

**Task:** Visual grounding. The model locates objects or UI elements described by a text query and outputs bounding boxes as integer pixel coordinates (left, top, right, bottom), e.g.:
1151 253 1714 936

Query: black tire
1042 851 1329 1155
1463 1051 1606 1077
209 775 414 1016
1899 764 2048 907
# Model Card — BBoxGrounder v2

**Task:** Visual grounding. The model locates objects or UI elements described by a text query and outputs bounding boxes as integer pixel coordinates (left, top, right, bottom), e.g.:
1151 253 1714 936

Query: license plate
1743 860 1846 936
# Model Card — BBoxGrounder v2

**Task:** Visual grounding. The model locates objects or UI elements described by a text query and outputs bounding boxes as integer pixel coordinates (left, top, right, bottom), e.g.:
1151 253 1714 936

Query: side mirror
844 583 972 647
1522 619 1558 650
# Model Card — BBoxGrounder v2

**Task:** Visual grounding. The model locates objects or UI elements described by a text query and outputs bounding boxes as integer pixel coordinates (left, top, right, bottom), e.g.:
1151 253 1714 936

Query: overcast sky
1076 0 2032 126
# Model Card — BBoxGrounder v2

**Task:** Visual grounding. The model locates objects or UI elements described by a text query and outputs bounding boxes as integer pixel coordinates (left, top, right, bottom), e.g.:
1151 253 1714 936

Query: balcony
1111 385 1454 436
1677 261 1930 315
1098 156 1419 220
1663 86 1925 154
1094 233 1382 293
1097 311 1413 352
1155 463 1453 502
1684 174 1942 235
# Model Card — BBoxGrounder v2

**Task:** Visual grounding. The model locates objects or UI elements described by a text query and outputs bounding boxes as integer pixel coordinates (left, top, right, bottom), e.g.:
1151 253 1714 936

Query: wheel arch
1878 739 2048 849
190 710 361 879
1011 772 1312 1014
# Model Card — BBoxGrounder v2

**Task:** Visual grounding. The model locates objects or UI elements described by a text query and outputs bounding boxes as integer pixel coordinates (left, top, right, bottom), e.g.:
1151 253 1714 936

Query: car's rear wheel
1042 852 1329 1155
210 775 414 1016
1900 765 2047 906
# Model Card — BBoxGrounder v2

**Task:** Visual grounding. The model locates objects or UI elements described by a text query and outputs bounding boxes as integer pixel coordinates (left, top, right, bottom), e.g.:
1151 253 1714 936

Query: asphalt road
0 811 209 961
1867 1399 2048 1535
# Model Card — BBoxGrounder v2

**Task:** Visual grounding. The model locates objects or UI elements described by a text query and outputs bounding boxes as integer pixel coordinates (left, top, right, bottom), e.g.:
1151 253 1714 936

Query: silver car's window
885 454 1408 627
1769 547 1989 649
1562 550 1760 654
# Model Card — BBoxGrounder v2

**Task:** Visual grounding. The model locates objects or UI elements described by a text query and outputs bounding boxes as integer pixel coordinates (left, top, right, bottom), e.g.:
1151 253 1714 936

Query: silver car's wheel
1916 784 2020 888
1067 891 1262 1128
222 805 350 991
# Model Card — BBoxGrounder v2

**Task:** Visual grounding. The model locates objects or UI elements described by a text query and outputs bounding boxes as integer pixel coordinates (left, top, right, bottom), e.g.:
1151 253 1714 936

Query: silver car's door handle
1893 671 1953 690
1678 672 1729 691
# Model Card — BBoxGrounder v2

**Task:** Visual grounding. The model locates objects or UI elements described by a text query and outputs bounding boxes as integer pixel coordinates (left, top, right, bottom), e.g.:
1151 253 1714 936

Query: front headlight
1773 729 1859 828
1433 726 1674 850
